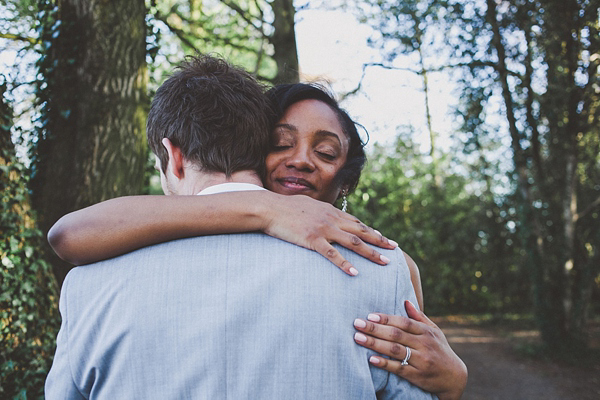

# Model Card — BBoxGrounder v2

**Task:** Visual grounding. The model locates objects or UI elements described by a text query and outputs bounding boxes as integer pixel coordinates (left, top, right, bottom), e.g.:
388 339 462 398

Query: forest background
1 0 599 398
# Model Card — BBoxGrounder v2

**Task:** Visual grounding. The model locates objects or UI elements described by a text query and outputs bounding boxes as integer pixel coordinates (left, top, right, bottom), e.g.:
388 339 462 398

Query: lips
277 176 315 191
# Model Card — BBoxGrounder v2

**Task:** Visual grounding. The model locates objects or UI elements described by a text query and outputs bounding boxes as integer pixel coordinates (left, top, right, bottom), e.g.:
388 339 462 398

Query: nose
285 145 315 172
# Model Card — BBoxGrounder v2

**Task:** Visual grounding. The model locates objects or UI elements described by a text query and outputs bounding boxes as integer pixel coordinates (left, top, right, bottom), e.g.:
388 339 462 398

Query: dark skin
48 98 466 399
354 301 467 400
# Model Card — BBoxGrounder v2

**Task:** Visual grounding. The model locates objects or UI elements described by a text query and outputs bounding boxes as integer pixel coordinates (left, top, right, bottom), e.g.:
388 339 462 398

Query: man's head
147 54 272 193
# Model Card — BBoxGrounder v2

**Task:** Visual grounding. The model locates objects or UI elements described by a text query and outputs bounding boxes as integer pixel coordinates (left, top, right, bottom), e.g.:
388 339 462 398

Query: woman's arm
403 252 424 311
49 190 396 275
354 301 468 400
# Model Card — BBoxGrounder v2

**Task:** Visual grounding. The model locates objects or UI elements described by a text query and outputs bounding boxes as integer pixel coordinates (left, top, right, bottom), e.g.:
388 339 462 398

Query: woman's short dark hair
266 83 367 193
147 54 272 177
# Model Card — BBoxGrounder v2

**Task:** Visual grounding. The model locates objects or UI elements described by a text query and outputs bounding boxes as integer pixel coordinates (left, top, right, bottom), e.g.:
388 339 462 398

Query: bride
49 82 467 400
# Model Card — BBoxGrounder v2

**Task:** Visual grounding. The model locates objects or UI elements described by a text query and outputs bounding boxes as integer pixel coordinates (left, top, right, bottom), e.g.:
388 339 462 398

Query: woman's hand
261 193 397 276
353 300 467 400
48 191 396 269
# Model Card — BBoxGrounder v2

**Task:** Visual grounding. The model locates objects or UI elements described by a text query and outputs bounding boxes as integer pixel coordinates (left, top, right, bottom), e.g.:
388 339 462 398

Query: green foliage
147 0 278 83
144 151 163 195
1 82 60 399
356 0 600 350
352 133 528 315
30 0 64 169
0 0 39 41
32 0 149 286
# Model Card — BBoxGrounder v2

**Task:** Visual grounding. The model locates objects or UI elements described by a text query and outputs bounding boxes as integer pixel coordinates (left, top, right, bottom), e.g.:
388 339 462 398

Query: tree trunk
0 82 13 154
411 17 439 186
2 79 61 399
270 0 299 83
544 0 587 351
486 0 565 349
486 0 598 352
31 0 148 285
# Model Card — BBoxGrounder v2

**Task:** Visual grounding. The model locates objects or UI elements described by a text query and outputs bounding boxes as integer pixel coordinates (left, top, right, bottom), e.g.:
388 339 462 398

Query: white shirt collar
196 182 266 196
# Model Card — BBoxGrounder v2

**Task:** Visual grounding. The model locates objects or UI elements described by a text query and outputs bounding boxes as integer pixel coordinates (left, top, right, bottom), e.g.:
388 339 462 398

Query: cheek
266 149 293 171
319 183 343 204
265 154 279 175
323 163 343 185
316 167 343 201
264 154 280 188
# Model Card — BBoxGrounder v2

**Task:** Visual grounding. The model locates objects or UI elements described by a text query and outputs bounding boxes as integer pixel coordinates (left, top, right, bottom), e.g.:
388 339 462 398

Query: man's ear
161 138 185 180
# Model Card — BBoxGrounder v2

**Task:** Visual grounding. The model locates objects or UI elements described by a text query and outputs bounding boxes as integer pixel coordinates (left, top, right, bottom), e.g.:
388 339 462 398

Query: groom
45 54 434 399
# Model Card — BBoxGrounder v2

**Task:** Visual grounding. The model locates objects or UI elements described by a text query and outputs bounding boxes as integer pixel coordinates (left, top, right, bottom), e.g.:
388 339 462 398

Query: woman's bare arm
48 193 265 265
48 190 396 274
403 252 424 311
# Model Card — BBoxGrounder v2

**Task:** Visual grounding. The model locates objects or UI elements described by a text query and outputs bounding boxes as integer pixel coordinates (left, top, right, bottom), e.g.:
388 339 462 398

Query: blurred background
1 0 599 398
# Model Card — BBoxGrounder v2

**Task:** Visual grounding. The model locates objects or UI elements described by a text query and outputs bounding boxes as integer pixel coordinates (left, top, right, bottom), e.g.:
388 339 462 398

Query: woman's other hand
353 300 467 400
261 192 397 276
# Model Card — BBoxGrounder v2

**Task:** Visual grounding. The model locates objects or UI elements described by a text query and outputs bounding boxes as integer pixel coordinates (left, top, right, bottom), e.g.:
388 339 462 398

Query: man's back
46 233 435 399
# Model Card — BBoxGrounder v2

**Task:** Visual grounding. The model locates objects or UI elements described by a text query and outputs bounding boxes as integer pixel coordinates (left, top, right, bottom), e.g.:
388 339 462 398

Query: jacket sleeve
45 272 85 400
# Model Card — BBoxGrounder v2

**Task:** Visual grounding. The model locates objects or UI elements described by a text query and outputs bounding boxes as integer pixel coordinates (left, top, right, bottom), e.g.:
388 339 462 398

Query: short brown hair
147 54 272 177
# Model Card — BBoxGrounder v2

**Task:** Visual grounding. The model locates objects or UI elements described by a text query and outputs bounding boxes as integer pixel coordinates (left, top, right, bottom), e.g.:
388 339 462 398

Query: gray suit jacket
46 233 436 399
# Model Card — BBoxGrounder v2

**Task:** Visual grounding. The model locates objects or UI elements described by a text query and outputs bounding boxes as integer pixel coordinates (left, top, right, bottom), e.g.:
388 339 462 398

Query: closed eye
317 151 336 160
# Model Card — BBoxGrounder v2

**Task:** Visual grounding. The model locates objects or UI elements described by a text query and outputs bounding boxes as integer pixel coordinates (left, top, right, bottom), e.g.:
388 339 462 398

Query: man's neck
178 169 263 195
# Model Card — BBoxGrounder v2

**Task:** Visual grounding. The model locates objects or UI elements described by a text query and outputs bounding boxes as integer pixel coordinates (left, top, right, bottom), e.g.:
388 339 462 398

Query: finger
404 300 438 329
335 232 390 265
339 214 397 250
353 222 395 249
313 239 358 276
366 313 426 335
354 331 414 362
368 355 420 380
354 318 420 349
374 229 398 247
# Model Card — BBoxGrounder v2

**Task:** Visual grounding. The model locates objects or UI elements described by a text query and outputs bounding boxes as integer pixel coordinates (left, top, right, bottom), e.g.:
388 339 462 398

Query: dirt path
434 317 600 400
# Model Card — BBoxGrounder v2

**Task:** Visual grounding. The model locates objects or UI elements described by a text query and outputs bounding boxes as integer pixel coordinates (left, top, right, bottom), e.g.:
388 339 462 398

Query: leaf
24 246 34 258
2 256 14 269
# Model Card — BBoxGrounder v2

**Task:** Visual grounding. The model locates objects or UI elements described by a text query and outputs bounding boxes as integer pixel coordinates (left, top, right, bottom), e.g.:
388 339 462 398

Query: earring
341 189 348 212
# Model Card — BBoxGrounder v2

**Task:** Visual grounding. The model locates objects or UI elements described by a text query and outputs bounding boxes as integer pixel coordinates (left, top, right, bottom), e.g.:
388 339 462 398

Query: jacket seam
64 272 87 398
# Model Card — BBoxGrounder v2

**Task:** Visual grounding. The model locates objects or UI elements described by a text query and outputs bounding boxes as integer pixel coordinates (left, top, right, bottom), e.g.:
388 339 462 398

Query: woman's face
265 99 349 204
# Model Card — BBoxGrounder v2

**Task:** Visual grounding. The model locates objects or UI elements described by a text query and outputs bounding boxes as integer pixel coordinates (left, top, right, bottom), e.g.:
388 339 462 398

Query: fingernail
367 313 381 322
389 239 398 248
379 254 390 264
374 229 381 235
349 267 359 276
354 332 367 343
369 356 380 365
405 300 415 309
354 318 367 328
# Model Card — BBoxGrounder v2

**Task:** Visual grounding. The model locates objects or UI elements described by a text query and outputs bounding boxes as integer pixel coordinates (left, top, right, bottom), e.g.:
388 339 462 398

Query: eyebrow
274 123 343 146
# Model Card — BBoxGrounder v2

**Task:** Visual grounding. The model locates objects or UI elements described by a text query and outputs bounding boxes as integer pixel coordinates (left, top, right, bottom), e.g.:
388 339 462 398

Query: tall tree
31 0 149 284
359 0 600 351
149 0 300 83
351 132 526 315
354 0 448 183
1 79 60 399
482 0 599 352
270 0 299 83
